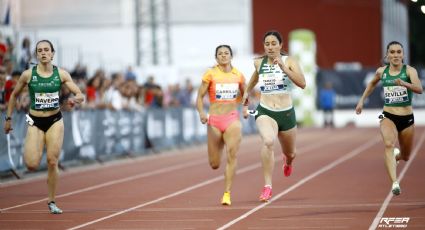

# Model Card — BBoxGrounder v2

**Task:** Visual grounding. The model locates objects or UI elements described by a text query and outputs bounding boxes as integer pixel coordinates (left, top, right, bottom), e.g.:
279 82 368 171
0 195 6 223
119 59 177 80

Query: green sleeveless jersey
381 65 412 107
29 65 62 110
258 56 292 95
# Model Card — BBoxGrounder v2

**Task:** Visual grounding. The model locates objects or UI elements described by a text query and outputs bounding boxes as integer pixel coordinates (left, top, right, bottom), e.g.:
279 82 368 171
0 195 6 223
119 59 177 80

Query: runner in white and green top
243 30 306 202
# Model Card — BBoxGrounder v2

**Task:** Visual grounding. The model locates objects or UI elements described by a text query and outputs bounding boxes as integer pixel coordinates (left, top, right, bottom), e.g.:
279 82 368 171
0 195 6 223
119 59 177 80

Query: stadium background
0 0 424 176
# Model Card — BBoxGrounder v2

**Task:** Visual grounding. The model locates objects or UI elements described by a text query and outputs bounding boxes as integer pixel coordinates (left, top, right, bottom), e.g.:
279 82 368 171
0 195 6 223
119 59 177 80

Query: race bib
35 92 60 109
259 74 285 92
215 83 239 100
384 86 408 104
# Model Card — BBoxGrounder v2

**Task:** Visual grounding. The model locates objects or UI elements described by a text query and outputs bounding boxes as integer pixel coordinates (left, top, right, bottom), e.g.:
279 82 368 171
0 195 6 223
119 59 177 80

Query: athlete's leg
207 126 224 169
278 127 297 177
222 120 242 192
278 127 297 165
24 126 45 171
379 118 398 183
45 120 64 203
398 125 414 162
256 116 278 186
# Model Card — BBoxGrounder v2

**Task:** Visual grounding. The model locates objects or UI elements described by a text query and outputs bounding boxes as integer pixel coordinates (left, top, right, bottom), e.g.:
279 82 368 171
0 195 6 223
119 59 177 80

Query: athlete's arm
396 66 423 94
196 81 209 124
239 74 249 118
4 70 30 133
276 56 306 89
239 74 247 103
60 69 84 105
243 60 260 105
356 67 383 114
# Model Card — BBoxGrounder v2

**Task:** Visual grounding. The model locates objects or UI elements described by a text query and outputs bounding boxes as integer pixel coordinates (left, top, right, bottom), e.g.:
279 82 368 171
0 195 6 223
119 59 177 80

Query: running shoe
393 148 400 165
283 162 292 177
259 186 272 202
221 192 231 206
392 181 401 196
48 201 63 214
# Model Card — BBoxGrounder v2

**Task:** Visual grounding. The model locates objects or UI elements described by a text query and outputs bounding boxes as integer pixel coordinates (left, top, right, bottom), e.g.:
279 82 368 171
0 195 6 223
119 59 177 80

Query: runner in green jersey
4 40 84 213
356 41 423 196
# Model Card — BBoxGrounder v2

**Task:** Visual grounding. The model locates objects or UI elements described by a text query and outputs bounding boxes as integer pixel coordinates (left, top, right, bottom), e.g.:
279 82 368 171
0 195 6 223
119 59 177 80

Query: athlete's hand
68 97 83 109
4 120 13 134
199 113 208 124
395 78 406 87
242 106 249 119
273 56 282 65
68 98 75 108
273 57 286 71
355 101 363 115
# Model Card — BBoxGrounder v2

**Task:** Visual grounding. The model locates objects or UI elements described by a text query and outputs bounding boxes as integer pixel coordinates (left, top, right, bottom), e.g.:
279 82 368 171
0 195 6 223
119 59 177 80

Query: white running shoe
393 148 400 165
48 201 63 214
392 181 401 196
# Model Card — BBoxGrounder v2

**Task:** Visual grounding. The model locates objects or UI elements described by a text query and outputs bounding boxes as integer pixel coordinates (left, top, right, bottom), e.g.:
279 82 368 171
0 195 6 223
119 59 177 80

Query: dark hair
35 40 55 53
386 41 403 52
215 44 233 58
260 30 286 57
263 30 283 45
383 41 404 65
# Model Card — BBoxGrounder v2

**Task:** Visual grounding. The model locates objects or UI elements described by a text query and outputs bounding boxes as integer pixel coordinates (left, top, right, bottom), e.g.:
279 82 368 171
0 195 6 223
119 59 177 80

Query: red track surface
1 127 424 230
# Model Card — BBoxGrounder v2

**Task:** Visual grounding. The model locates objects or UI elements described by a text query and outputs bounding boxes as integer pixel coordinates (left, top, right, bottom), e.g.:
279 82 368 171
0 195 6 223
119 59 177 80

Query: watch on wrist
5 116 12 121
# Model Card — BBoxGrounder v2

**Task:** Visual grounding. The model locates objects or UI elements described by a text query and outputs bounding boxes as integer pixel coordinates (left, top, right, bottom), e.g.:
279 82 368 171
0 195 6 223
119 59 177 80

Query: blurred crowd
1 35 262 114
0 35 197 113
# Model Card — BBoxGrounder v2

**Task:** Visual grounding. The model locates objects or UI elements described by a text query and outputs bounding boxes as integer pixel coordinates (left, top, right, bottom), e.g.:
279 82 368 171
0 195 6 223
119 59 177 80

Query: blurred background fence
0 108 258 177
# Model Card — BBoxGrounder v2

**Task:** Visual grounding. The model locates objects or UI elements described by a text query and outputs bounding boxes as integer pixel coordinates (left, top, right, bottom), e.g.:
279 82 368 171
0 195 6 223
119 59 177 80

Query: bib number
35 92 60 109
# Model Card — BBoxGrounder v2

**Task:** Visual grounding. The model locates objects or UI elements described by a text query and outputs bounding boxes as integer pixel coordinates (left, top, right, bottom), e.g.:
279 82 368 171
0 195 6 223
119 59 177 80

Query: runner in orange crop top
196 45 247 206
202 65 244 105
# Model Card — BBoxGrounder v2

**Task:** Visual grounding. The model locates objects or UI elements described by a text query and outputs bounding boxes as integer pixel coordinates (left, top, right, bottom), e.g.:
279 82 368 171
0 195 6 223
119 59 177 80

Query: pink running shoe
259 186 272 202
283 163 292 177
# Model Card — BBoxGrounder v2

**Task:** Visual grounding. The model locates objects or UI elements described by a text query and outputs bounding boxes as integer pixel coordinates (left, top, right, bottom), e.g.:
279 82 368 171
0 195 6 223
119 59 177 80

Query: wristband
4 116 12 121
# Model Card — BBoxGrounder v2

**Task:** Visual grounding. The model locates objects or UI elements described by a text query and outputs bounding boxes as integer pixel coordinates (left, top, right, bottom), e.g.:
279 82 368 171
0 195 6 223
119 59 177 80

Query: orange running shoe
259 186 272 202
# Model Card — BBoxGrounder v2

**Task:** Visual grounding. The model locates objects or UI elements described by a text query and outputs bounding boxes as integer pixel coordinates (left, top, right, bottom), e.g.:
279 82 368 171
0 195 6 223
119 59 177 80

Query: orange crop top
202 65 245 104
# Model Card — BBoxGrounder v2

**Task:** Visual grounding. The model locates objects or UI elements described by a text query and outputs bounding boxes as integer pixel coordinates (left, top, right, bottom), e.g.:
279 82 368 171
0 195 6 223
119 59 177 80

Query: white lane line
1 128 349 212
247 227 348 229
217 137 380 230
0 220 72 222
66 173 225 230
5 201 425 214
368 131 425 230
262 217 354 221
0 159 206 212
66 132 358 230
0 143 209 188
120 219 214 222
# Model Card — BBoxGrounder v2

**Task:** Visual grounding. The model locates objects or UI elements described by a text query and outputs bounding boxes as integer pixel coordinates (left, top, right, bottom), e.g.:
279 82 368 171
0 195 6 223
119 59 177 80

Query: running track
1 127 424 230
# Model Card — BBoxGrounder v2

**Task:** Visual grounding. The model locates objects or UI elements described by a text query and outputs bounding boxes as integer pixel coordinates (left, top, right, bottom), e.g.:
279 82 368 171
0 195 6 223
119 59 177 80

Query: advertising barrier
316 68 425 109
0 107 257 178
